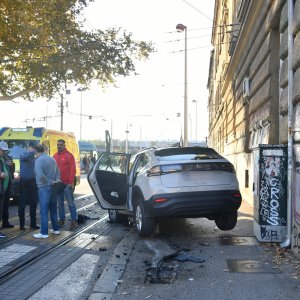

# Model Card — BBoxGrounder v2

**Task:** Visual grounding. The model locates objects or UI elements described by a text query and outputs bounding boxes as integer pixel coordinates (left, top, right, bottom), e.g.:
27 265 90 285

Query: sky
1 0 215 143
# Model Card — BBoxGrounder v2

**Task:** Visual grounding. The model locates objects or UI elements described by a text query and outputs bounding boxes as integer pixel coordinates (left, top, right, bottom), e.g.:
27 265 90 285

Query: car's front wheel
133 197 155 236
215 211 238 230
108 209 128 223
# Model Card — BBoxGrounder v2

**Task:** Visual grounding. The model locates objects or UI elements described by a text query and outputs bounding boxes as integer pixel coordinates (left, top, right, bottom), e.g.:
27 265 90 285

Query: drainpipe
281 0 294 248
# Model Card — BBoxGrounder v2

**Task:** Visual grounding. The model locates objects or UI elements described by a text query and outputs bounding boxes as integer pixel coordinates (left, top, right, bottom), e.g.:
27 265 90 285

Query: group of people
0 139 78 239
82 154 96 174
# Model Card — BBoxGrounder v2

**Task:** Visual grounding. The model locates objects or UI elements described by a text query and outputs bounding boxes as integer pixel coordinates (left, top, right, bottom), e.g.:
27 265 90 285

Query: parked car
88 147 242 236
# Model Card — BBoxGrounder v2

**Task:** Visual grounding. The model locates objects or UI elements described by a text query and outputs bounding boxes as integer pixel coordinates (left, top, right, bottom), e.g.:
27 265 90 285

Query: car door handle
111 191 119 198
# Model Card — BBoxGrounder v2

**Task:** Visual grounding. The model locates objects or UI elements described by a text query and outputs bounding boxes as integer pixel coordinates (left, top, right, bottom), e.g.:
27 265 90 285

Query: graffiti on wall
258 149 287 229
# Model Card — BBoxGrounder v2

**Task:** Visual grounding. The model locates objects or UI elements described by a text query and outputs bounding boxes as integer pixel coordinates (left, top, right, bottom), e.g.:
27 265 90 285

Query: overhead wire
181 0 213 22
165 33 212 43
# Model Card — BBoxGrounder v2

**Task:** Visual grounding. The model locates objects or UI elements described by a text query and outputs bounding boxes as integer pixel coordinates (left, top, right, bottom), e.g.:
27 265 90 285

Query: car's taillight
154 198 168 203
218 163 236 173
161 164 182 173
147 164 182 176
147 162 235 176
233 193 241 198
147 166 162 176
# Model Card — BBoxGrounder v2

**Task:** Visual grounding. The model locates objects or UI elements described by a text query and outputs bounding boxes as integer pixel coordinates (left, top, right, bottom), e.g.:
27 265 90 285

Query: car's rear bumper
144 190 242 218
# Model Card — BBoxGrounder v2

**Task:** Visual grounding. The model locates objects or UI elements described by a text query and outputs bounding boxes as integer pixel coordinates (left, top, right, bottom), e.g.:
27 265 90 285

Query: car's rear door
88 152 130 210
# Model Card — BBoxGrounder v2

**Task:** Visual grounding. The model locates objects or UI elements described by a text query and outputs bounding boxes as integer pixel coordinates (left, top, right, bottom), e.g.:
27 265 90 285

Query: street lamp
176 23 188 146
192 99 198 141
125 123 131 154
77 87 87 141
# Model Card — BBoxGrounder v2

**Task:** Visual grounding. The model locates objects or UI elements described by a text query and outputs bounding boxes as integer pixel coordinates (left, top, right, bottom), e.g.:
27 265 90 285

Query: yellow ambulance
0 127 81 200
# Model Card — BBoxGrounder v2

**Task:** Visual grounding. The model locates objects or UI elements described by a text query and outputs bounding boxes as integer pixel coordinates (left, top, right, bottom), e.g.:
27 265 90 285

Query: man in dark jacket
19 142 40 230
0 141 14 238
53 139 78 230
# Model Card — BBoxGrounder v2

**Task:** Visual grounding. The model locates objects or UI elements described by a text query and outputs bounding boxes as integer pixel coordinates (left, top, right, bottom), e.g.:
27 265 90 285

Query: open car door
88 152 131 210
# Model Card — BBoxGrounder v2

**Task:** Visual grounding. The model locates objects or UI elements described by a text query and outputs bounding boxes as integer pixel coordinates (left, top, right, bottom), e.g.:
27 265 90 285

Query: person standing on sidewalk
19 142 40 230
53 139 78 230
0 141 15 238
33 144 60 239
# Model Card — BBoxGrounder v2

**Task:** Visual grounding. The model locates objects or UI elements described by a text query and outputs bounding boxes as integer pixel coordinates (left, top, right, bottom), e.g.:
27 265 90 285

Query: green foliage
0 0 154 101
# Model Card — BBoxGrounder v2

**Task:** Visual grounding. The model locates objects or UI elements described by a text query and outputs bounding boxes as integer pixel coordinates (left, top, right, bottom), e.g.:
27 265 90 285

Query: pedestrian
91 154 96 166
85 156 91 174
19 142 40 230
82 156 87 173
118 155 126 173
0 141 15 238
33 144 60 239
53 139 78 230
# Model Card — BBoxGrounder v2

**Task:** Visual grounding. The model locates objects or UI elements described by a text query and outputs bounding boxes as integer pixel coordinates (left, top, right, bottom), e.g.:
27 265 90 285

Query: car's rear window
154 147 224 161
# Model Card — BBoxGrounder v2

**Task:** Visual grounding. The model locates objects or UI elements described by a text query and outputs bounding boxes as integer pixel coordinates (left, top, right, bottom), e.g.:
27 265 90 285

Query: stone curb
88 229 136 300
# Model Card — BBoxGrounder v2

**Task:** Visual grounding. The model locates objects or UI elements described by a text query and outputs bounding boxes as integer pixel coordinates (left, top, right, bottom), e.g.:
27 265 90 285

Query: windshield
154 147 224 161
5 140 39 159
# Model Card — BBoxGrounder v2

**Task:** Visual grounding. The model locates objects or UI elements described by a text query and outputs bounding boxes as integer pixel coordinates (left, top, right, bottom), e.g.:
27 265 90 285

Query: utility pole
60 94 64 131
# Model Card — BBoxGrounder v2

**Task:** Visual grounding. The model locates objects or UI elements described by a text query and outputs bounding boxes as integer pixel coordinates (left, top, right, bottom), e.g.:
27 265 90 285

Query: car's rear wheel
215 211 238 230
134 197 155 236
108 209 128 223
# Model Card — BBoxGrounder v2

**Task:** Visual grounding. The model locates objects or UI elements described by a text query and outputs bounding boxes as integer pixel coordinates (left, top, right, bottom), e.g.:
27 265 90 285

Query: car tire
215 211 238 231
133 197 155 237
108 209 128 223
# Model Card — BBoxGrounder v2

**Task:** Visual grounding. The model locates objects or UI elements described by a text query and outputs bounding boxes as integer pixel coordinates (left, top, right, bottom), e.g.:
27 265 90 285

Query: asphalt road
4 178 300 300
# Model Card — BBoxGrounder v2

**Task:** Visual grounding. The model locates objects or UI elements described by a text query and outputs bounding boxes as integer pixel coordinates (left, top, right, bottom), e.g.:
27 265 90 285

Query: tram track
0 195 108 286
0 194 97 246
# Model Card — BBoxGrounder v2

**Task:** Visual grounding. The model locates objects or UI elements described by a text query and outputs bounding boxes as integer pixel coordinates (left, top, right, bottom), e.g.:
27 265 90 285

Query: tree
0 0 154 101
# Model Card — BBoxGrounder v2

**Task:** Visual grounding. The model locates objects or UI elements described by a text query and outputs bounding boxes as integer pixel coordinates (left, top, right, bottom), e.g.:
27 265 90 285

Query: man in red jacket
53 139 78 230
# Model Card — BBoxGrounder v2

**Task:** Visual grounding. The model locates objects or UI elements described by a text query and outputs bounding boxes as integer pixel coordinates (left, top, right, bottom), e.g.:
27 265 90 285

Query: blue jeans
57 185 77 221
38 186 59 235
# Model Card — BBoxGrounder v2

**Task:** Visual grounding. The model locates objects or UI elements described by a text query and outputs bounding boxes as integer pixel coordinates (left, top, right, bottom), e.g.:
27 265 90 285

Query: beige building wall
208 0 300 255
290 0 300 256
209 0 281 205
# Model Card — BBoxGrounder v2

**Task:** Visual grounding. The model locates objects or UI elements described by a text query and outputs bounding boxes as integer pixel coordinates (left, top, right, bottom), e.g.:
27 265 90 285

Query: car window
154 147 223 161
136 154 150 174
129 154 138 172
97 153 128 174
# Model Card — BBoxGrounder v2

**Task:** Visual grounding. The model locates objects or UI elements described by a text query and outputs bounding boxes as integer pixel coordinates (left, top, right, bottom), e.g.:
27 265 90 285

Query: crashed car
88 147 242 236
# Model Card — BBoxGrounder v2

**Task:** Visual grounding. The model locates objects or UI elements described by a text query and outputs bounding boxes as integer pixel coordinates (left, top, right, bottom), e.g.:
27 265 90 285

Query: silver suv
88 147 242 236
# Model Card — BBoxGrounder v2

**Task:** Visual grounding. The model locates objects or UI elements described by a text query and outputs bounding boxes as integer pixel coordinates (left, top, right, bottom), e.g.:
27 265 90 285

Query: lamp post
176 23 188 147
192 99 198 141
77 87 86 141
125 128 129 154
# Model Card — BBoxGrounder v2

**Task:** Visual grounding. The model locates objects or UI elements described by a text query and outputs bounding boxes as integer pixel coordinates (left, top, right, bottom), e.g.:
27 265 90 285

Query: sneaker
0 232 6 238
30 225 40 230
69 220 78 230
2 223 14 229
50 229 60 235
33 233 49 239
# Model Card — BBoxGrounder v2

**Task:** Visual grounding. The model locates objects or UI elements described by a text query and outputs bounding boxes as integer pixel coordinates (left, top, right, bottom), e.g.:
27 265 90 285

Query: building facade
208 0 300 255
